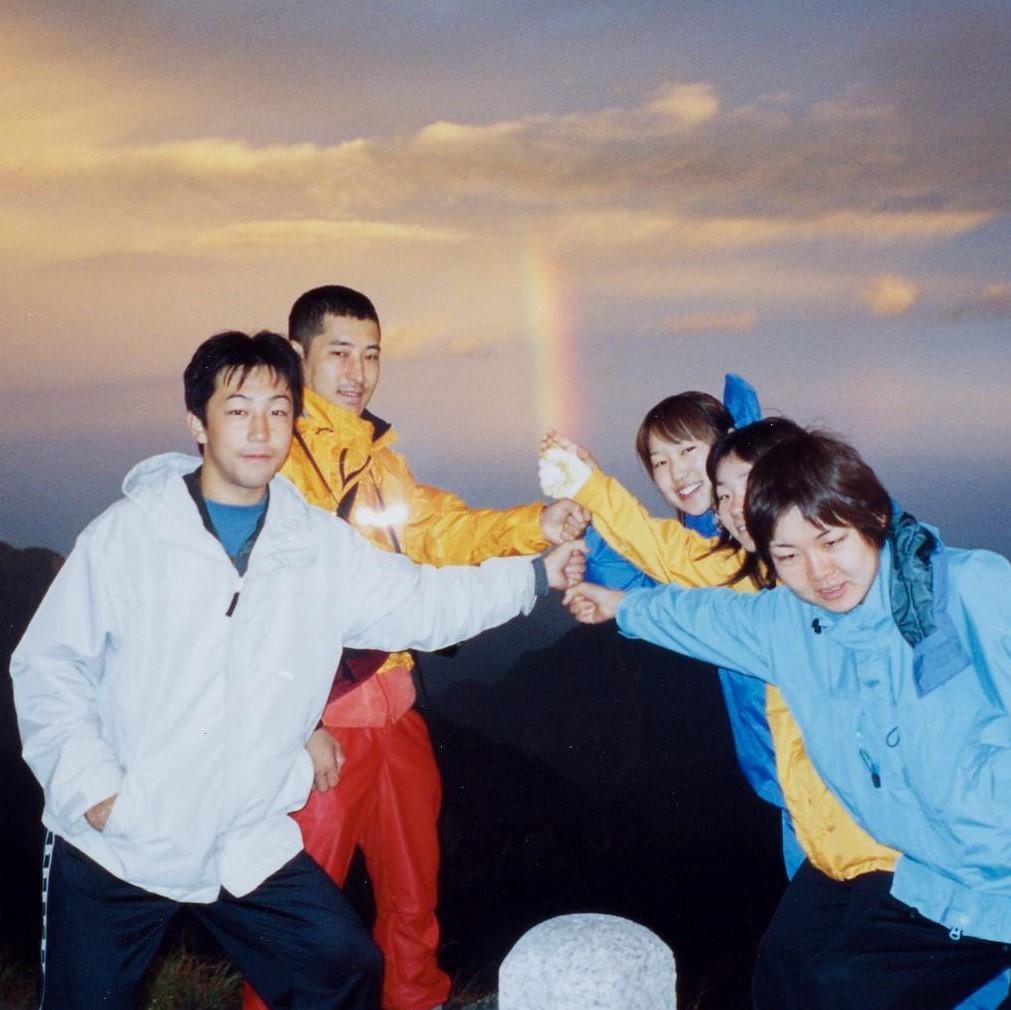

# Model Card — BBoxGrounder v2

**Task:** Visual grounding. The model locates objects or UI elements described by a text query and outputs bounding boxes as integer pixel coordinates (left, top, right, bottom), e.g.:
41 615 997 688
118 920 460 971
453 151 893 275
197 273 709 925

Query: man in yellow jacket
241 285 588 1010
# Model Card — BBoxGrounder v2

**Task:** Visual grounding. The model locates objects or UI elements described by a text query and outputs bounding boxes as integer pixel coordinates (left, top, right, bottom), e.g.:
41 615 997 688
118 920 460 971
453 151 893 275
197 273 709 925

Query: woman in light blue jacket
565 427 1011 1010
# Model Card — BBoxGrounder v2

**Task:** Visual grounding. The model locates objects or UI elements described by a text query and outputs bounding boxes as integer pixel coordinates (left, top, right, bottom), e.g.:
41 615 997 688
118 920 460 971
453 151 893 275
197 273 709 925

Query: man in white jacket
10 330 583 1010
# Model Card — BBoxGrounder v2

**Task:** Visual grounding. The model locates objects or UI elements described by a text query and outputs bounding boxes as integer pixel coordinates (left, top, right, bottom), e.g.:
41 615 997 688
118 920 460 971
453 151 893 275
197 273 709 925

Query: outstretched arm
544 538 588 589
563 581 626 623
397 438 589 562
564 578 777 682
540 499 591 545
340 522 586 653
584 527 658 590
541 429 600 471
404 480 550 565
539 444 743 589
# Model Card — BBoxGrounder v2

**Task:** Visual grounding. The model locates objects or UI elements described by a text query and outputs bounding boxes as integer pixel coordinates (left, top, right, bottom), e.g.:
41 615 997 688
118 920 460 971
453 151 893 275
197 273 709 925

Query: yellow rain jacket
283 388 549 727
575 467 898 880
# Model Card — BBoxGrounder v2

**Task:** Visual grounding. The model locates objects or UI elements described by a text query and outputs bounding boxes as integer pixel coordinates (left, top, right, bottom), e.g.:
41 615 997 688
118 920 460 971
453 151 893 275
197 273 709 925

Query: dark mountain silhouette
416 622 785 1009
1 542 61 962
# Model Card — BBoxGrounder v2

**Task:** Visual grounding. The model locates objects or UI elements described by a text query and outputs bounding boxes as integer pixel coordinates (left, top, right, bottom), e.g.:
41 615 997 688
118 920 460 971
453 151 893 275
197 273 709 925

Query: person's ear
290 340 306 363
186 412 208 447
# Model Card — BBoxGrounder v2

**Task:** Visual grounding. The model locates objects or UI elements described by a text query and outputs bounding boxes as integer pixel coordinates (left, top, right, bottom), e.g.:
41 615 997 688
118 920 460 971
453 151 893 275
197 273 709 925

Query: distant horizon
4 398 1009 562
3 1 1009 565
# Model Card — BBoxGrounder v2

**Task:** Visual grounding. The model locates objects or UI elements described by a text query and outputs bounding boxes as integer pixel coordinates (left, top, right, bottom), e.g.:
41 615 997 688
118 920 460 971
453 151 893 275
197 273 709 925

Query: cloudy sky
2 0 1009 557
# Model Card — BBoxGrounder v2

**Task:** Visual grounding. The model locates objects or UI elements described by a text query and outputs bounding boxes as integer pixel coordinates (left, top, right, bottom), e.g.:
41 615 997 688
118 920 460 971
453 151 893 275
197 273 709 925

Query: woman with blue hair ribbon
543 376 803 871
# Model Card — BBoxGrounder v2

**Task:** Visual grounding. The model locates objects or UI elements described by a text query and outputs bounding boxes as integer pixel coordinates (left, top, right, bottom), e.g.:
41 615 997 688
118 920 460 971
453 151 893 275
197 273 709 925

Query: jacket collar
800 546 893 644
886 513 969 696
122 453 317 573
299 388 396 450
182 467 268 575
888 511 939 646
799 532 970 696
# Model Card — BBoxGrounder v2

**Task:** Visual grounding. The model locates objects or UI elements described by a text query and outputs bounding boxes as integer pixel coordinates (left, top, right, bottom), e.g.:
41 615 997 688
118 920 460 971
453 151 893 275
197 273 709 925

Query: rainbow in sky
522 242 581 438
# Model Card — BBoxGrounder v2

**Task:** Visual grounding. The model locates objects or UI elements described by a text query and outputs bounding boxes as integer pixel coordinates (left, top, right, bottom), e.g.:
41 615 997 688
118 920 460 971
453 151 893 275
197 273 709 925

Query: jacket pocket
101 768 143 841
100 764 217 894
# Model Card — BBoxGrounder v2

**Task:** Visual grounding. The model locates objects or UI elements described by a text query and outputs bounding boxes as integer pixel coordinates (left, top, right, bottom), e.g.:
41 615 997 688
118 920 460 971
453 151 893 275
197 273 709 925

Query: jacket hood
122 452 202 505
121 452 318 571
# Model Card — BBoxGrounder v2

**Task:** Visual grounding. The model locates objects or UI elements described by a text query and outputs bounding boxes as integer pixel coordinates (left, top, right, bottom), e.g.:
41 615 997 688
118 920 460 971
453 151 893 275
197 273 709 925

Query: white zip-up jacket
11 453 539 902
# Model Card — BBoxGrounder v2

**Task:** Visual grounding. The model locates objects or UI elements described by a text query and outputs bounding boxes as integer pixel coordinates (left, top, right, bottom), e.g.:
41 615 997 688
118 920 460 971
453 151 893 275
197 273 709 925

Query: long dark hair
745 429 891 587
705 417 806 587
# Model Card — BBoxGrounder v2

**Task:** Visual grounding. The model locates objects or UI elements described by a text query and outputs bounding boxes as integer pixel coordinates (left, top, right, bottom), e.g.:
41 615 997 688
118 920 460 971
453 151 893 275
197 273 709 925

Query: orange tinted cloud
644 81 721 125
549 209 987 254
860 274 921 317
185 219 466 255
3 60 998 267
1 12 1005 392
948 281 1011 319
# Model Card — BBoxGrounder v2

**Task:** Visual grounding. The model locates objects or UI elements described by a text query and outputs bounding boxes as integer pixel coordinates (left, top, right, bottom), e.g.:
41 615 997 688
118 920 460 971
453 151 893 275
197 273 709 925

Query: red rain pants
241 710 449 1010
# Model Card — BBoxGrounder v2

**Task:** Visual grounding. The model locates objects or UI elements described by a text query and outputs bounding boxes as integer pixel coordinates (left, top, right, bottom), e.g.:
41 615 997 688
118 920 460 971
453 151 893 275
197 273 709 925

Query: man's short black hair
184 330 304 423
288 285 380 351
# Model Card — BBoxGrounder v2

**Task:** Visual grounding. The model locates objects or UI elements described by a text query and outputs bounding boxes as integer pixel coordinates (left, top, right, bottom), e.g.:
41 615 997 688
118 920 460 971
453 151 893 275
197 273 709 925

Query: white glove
538 446 592 499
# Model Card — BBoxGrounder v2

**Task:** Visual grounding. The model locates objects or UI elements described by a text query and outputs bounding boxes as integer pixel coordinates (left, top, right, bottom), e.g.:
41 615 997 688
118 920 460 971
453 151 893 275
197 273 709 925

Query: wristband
539 447 592 499
532 556 550 598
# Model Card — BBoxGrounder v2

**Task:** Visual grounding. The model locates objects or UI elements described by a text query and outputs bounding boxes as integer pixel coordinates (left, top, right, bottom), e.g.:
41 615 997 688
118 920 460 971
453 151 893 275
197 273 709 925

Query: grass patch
0 949 241 1010
447 970 497 1008
0 959 36 1009
145 950 240 1009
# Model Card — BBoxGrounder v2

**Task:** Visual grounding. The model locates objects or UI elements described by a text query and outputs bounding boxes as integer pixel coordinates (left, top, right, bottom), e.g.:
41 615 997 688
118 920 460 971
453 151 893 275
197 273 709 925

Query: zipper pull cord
859 748 882 788
226 577 244 618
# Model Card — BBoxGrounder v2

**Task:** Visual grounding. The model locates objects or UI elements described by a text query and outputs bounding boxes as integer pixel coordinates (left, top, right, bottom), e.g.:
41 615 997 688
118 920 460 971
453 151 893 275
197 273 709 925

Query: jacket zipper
226 577 244 617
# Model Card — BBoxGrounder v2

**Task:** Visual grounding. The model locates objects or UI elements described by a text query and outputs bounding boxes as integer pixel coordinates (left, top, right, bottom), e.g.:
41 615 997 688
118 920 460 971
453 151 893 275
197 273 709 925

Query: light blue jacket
617 541 1011 943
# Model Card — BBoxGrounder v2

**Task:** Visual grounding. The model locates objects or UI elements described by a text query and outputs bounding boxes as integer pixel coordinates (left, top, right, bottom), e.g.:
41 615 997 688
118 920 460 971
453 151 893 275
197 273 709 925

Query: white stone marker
499 912 676 1010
